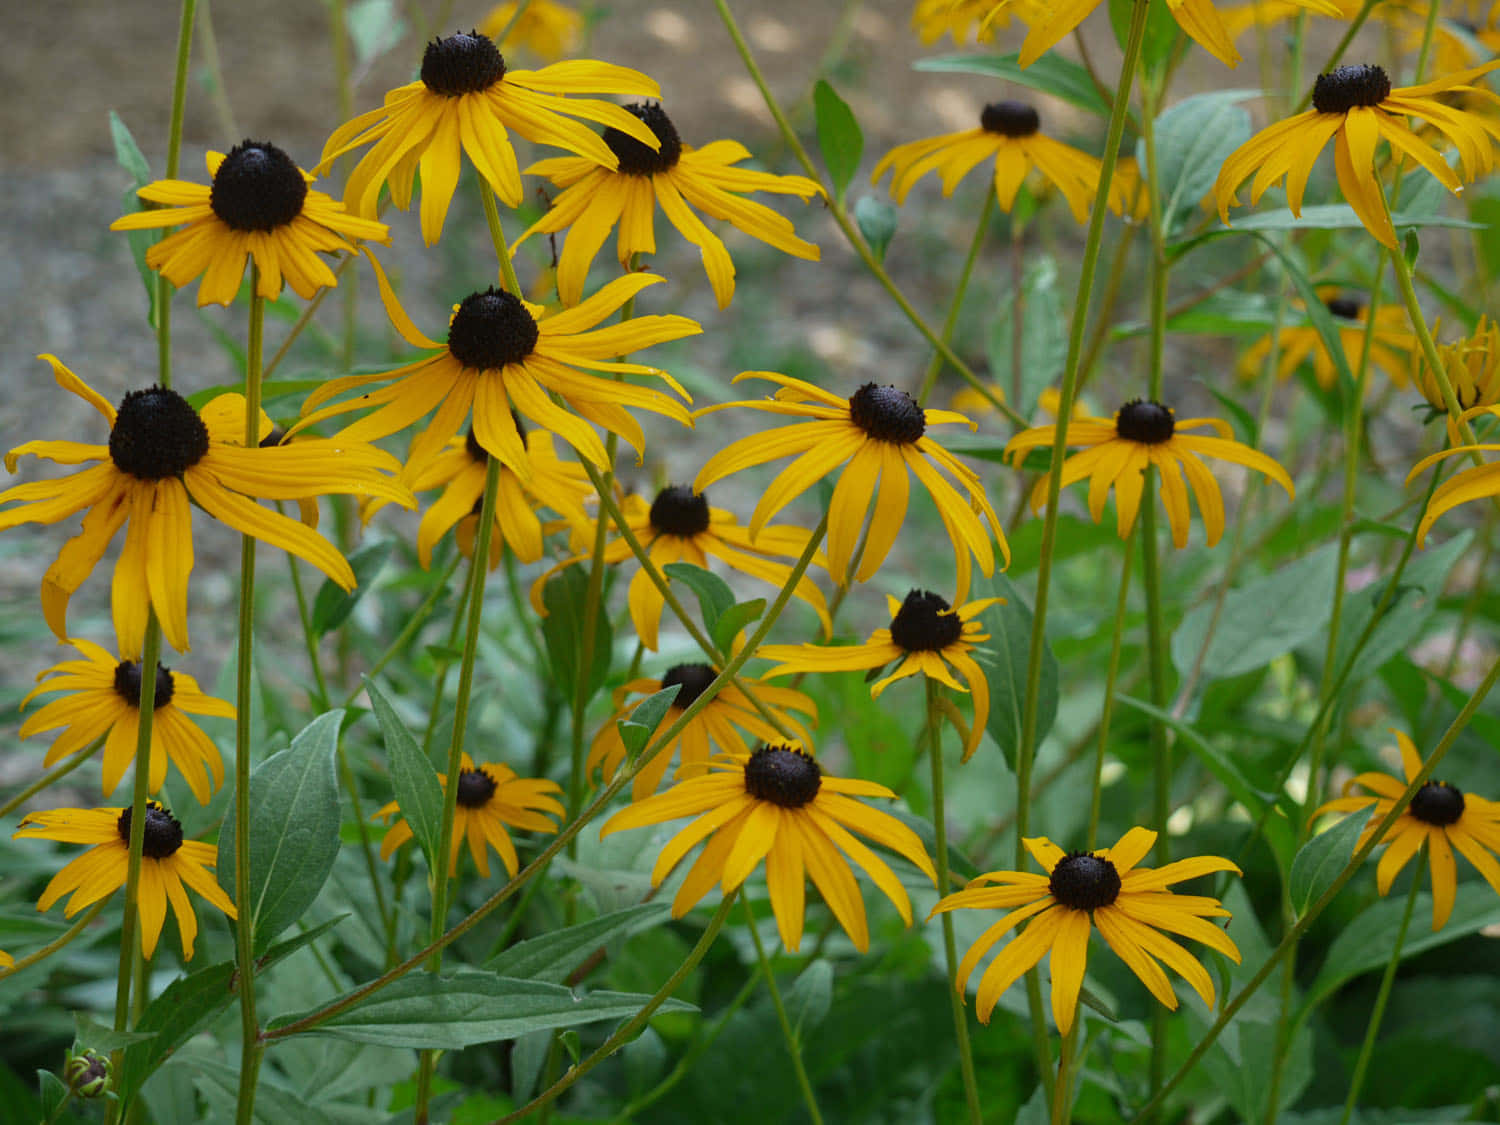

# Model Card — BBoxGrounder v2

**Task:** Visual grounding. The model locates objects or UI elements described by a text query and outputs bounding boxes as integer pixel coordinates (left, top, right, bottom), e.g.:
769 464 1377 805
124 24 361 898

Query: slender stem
1087 537 1136 849
420 565 473 757
479 185 523 296
1139 489 1172 1107
338 552 465 712
0 738 105 820
1052 1023 1079 1125
283 541 333 709
744 896 824 1125
154 0 197 389
917 191 995 407
0 900 106 981
195 0 237 141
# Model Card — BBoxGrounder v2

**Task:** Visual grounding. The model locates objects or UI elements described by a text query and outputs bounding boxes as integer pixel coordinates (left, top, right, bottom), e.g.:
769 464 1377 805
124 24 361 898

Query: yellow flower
1313 730 1500 929
1414 315 1500 417
909 0 1046 44
1406 416 1500 544
759 590 1000 761
320 31 661 244
1215 61 1500 249
516 102 821 308
931 828 1242 1033
1238 292 1417 390
0 950 11 970
600 743 937 952
532 485 831 652
20 639 234 805
588 664 818 800
374 754 564 878
1219 0 1361 40
0 357 412 657
1004 399 1294 548
109 142 389 307
695 374 1006 602
14 802 237 960
478 0 583 61
297 273 698 479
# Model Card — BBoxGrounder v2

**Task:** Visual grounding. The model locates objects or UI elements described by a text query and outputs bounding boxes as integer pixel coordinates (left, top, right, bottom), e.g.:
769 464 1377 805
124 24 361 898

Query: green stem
926 680 982 1124
337 552 464 712
0 737 104 821
195 0 237 141
917 191 995 407
154 0 196 389
111 611 159 1039
479 183 524 296
1139 489 1172 1107
1052 1022 1079 1125
744 896 825 1125
1087 536 1136 849
0 900 107 982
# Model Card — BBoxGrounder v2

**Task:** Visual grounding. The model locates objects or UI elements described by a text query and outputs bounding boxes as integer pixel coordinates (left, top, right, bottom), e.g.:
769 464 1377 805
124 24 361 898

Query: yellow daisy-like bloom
589 663 818 800
478 0 583 61
14 802 237 960
1406 416 1500 544
910 0 1046 44
532 485 831 652
516 102 822 309
20 639 234 805
320 30 661 244
1238 292 1417 390
374 753 564 878
297 272 697 480
108 141 389 308
0 357 412 657
1215 61 1500 249
873 101 1123 224
600 743 937 952
695 374 1006 603
1415 315 1500 417
1003 399 1294 549
1220 0 1361 38
1313 730 1500 929
760 590 999 762
931 827 1242 1034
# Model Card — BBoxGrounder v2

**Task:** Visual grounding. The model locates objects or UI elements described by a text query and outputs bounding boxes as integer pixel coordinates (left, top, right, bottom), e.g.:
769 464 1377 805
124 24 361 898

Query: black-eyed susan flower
320 30 662 244
910 0 1046 45
759 590 999 761
14 801 236 960
695 374 1006 602
1313 730 1500 929
1003 399 1294 549
0 357 413 657
1238 292 1416 390
374 753 563 878
931 827 1242 1033
297 273 697 478
532 485 831 652
600 743 936 952
1220 0 1360 40
589 664 818 800
516 102 821 309
108 141 389 308
1415 315 1500 417
1215 61 1500 249
20 639 233 805
873 101 1120 224
478 0 582 61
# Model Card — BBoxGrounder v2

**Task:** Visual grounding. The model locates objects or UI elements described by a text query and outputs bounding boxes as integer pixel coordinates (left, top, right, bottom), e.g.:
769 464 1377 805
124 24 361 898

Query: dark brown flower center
981 101 1040 138
744 744 821 808
1049 852 1121 910
1312 64 1391 114
113 661 175 709
1409 781 1465 826
421 31 506 96
1115 399 1175 444
109 387 211 479
447 288 540 370
848 383 925 444
649 485 711 537
1323 295 1364 320
888 589 963 652
209 141 308 232
660 663 718 710
603 103 681 176
116 802 184 860
456 766 498 808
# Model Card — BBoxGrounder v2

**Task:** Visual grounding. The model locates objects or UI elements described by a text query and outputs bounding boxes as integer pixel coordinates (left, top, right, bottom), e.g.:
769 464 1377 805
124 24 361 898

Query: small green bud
64 1048 112 1098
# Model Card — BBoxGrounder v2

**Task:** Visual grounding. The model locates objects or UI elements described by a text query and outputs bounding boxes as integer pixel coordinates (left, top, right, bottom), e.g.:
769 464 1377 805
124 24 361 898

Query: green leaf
887 809 980 883
1137 91 1254 237
1180 203 1482 238
986 256 1064 418
1115 696 1274 815
712 598 765 654
310 541 392 636
346 0 406 67
976 573 1058 770
540 563 613 702
787 960 833 1035
363 677 444 875
662 562 735 637
217 711 344 954
813 80 863 202
272 972 695 1049
1289 807 1373 915
109 111 159 329
914 54 1108 117
616 684 682 758
487 904 670 983
853 196 898 262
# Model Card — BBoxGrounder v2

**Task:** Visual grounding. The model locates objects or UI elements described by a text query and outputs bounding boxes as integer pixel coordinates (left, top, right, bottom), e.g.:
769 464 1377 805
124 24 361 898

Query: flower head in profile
374 753 564 878
0 357 412 657
478 0 582 61
516 102 821 308
297 273 697 480
21 639 234 804
14 801 237 960
601 743 936 952
589 664 818 800
1313 730 1500 929
1238 292 1416 390
1004 399 1294 549
909 0 1047 45
759 590 1001 761
931 828 1242 1033
1215 61 1500 248
696 374 1006 602
109 141 389 307
1414 315 1500 420
1407 419 1500 545
320 30 662 243
532 485 830 651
